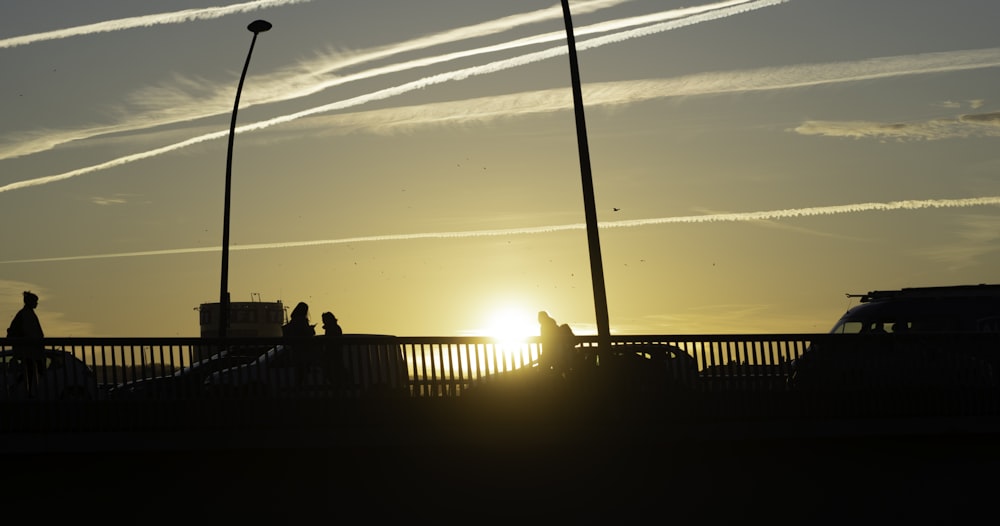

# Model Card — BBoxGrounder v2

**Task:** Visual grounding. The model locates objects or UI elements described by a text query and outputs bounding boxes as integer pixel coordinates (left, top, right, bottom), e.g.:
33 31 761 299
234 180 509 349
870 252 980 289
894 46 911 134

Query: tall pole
560 1 611 356
219 19 272 339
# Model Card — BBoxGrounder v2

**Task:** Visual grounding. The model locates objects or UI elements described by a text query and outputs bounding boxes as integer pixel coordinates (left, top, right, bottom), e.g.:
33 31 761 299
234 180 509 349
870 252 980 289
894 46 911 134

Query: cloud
90 196 129 206
959 112 1000 124
794 111 1000 141
0 0 313 49
2 196 998 264
9 0 1000 193
7 40 1000 196
0 0 638 160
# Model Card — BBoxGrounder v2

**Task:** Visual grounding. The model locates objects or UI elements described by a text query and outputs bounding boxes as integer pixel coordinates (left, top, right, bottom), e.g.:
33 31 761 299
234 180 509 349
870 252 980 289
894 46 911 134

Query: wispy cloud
5 41 998 196
9 0 999 195
3 196 998 264
276 47 1000 137
0 0 313 49
90 195 129 206
0 0 750 160
794 111 1000 141
43 0 1000 197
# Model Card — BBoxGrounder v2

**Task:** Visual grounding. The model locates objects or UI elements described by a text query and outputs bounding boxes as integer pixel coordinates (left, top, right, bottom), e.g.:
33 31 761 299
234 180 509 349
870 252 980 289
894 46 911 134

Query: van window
831 321 864 334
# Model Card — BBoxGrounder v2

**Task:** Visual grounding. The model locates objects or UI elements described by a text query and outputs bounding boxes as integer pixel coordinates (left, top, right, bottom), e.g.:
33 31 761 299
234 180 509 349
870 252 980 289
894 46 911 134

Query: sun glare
485 306 539 346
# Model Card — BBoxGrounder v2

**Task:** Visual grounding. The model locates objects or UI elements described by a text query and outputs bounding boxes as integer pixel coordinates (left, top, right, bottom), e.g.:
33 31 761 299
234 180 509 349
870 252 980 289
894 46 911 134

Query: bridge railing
0 333 999 435
0 334 815 398
3 332 997 397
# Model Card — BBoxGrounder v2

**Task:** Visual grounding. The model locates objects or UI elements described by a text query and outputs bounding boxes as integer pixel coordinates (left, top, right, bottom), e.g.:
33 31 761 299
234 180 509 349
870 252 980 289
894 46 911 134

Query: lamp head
247 20 272 33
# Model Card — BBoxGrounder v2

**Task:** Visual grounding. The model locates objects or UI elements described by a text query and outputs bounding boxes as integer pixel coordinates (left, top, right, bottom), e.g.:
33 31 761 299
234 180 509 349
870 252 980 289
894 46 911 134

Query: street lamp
559 1 611 356
219 19 272 339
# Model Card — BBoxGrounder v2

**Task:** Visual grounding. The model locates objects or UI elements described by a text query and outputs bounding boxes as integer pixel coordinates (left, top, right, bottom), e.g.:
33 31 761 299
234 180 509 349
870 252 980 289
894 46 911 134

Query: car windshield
173 352 237 377
830 320 909 334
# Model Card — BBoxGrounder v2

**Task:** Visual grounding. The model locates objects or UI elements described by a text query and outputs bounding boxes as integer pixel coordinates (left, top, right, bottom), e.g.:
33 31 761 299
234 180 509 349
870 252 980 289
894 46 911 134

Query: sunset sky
3 0 1000 339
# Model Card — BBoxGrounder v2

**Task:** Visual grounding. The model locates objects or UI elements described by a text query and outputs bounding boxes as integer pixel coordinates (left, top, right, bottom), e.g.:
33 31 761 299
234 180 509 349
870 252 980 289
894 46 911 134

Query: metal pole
219 20 271 339
560 1 611 357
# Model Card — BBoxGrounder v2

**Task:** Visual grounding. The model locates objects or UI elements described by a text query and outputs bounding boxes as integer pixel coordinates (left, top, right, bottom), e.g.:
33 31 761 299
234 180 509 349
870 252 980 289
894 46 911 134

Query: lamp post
219 19 272 339
560 1 612 356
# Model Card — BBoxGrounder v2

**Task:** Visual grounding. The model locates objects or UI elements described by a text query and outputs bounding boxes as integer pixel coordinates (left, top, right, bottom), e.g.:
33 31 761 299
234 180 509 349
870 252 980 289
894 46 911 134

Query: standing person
321 311 342 336
7 291 45 397
282 301 316 338
538 310 570 374
282 301 315 387
320 311 347 388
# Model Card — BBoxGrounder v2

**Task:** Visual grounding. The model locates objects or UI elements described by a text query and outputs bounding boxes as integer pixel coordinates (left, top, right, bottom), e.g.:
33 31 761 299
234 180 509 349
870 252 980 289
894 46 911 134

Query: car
0 348 99 400
598 342 700 393
107 348 262 400
204 334 408 399
789 284 1000 392
467 341 699 398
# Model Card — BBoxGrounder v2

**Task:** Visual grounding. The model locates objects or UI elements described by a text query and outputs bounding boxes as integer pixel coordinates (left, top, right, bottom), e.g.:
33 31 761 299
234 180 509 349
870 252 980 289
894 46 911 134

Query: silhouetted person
7 291 44 397
538 311 575 374
320 311 347 388
283 301 315 387
282 301 315 338
321 311 342 336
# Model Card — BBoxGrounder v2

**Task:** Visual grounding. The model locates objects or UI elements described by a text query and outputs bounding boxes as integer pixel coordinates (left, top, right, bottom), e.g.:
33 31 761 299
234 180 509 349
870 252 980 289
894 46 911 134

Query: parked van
828 284 1000 335
789 284 1000 391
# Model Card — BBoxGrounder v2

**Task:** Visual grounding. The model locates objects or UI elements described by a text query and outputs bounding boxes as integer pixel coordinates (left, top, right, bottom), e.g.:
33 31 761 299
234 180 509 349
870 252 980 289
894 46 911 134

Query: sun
484 306 539 346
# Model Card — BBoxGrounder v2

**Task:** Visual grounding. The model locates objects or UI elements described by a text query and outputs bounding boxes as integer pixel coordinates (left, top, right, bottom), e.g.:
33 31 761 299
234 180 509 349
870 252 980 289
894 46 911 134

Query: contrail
301 0 638 72
5 45 999 195
0 0 313 49
0 0 792 193
0 0 750 160
3 196 998 264
248 0 766 112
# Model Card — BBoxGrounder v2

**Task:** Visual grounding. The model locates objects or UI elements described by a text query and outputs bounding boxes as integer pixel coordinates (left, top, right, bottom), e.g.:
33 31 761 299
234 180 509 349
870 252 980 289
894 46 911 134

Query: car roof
837 284 1000 330
851 284 1000 303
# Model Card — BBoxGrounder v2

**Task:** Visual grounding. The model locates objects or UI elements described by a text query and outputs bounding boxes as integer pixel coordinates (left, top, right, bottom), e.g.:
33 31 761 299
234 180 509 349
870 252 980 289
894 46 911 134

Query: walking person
7 291 45 398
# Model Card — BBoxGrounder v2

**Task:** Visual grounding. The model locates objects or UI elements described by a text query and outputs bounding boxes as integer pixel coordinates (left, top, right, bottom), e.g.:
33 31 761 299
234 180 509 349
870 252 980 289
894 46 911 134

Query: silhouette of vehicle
599 343 700 393
789 284 1000 392
468 341 699 397
204 334 408 399
107 348 262 400
0 348 99 400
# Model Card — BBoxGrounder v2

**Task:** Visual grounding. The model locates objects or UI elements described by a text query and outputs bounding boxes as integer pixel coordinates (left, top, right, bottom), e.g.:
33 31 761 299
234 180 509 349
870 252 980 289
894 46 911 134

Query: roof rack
852 284 1000 303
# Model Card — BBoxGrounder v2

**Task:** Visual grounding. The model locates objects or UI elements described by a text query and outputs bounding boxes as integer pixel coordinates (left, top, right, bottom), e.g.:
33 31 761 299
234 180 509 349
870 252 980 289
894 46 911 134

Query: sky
2 0 1000 339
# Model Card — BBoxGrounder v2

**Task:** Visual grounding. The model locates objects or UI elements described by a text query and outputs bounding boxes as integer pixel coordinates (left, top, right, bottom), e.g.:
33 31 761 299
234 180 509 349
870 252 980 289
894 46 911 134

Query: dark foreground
5 432 999 523
3 399 1000 523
